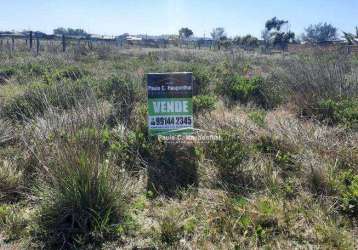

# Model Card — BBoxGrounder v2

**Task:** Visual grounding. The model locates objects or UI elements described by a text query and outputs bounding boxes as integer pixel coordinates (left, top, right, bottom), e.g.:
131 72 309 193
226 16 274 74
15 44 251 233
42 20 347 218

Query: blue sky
0 0 357 37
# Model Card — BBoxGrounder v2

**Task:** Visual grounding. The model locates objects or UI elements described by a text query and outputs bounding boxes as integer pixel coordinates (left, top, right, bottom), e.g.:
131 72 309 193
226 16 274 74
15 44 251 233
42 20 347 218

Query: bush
0 205 28 241
272 52 358 121
206 130 247 189
20 62 48 77
193 95 217 114
189 65 212 95
208 195 280 247
99 76 144 125
51 65 86 82
219 74 267 107
104 127 149 174
255 135 298 176
317 98 358 129
339 171 358 217
0 67 16 84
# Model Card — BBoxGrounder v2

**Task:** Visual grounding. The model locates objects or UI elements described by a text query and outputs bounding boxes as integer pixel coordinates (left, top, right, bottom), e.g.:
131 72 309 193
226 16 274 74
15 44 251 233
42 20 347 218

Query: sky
0 0 357 38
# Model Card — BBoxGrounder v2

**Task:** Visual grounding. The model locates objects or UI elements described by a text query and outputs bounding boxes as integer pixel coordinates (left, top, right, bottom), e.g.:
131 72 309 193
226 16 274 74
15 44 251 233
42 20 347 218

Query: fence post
29 31 33 50
36 37 40 56
62 34 66 52
11 36 15 52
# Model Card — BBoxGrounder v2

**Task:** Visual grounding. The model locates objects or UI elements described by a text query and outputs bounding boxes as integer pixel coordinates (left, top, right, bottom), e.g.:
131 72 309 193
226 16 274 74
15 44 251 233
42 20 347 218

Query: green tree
303 23 338 43
265 17 288 31
179 27 194 40
262 17 295 49
343 27 358 45
53 27 89 37
218 36 232 50
211 27 226 41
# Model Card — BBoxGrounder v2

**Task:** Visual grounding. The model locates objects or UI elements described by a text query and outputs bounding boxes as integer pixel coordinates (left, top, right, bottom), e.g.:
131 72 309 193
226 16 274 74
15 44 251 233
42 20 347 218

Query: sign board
147 72 193 136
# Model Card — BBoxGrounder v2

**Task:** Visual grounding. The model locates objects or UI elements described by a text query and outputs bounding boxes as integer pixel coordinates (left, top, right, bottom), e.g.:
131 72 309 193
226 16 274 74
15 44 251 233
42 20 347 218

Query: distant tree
234 34 259 49
53 27 89 37
303 23 338 43
265 17 288 31
262 17 295 49
211 27 226 41
272 31 295 49
218 36 232 50
53 27 66 35
179 27 193 39
343 26 358 45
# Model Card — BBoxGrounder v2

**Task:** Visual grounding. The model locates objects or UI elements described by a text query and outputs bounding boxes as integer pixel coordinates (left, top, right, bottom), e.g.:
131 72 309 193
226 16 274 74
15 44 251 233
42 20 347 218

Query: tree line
179 17 357 49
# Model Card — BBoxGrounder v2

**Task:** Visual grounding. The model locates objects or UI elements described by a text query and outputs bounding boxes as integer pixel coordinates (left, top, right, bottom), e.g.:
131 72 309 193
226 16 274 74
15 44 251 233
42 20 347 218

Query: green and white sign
147 72 193 136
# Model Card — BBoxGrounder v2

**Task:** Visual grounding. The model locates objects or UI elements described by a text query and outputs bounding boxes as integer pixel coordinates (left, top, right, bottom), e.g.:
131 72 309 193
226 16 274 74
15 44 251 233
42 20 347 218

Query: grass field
0 46 357 249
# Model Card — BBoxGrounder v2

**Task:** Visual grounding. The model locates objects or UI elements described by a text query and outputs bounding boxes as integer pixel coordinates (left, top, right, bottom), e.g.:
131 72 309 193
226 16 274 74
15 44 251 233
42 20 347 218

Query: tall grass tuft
20 101 127 248
33 136 127 249
0 160 23 202
1 81 94 122
0 119 13 146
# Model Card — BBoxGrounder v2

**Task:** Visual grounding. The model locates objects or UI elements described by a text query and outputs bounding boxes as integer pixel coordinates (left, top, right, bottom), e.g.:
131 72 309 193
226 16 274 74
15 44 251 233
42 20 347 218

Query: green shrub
219 74 266 106
193 95 217 114
208 196 280 247
189 65 212 95
339 171 358 217
206 130 247 188
0 205 28 241
255 135 297 175
0 67 16 83
99 76 144 125
104 127 149 174
52 65 86 82
317 98 358 129
20 62 48 77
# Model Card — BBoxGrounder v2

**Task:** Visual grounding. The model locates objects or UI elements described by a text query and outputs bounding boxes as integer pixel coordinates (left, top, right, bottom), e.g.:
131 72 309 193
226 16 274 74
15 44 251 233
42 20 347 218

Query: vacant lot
0 46 357 249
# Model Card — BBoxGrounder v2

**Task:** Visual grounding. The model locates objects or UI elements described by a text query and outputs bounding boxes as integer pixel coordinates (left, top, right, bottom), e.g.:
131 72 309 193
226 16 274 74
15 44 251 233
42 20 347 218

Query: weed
0 160 23 202
193 95 217 114
339 171 358 217
0 204 28 242
248 110 267 127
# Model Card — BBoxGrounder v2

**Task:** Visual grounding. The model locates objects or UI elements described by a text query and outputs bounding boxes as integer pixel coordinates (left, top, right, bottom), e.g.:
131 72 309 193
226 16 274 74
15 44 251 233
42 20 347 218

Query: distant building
115 33 142 41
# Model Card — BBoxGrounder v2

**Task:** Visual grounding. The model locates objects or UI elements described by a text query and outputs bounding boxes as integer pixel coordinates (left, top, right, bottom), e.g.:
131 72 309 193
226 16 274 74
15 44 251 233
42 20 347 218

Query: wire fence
1 31 358 56
0 31 218 56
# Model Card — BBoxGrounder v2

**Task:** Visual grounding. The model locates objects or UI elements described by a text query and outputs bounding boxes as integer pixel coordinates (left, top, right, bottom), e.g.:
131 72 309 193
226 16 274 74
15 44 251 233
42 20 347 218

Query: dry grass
0 47 357 249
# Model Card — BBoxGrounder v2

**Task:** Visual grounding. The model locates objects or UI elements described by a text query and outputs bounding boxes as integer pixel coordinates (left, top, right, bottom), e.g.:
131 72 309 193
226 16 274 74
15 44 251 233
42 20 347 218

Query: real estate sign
147 72 193 136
